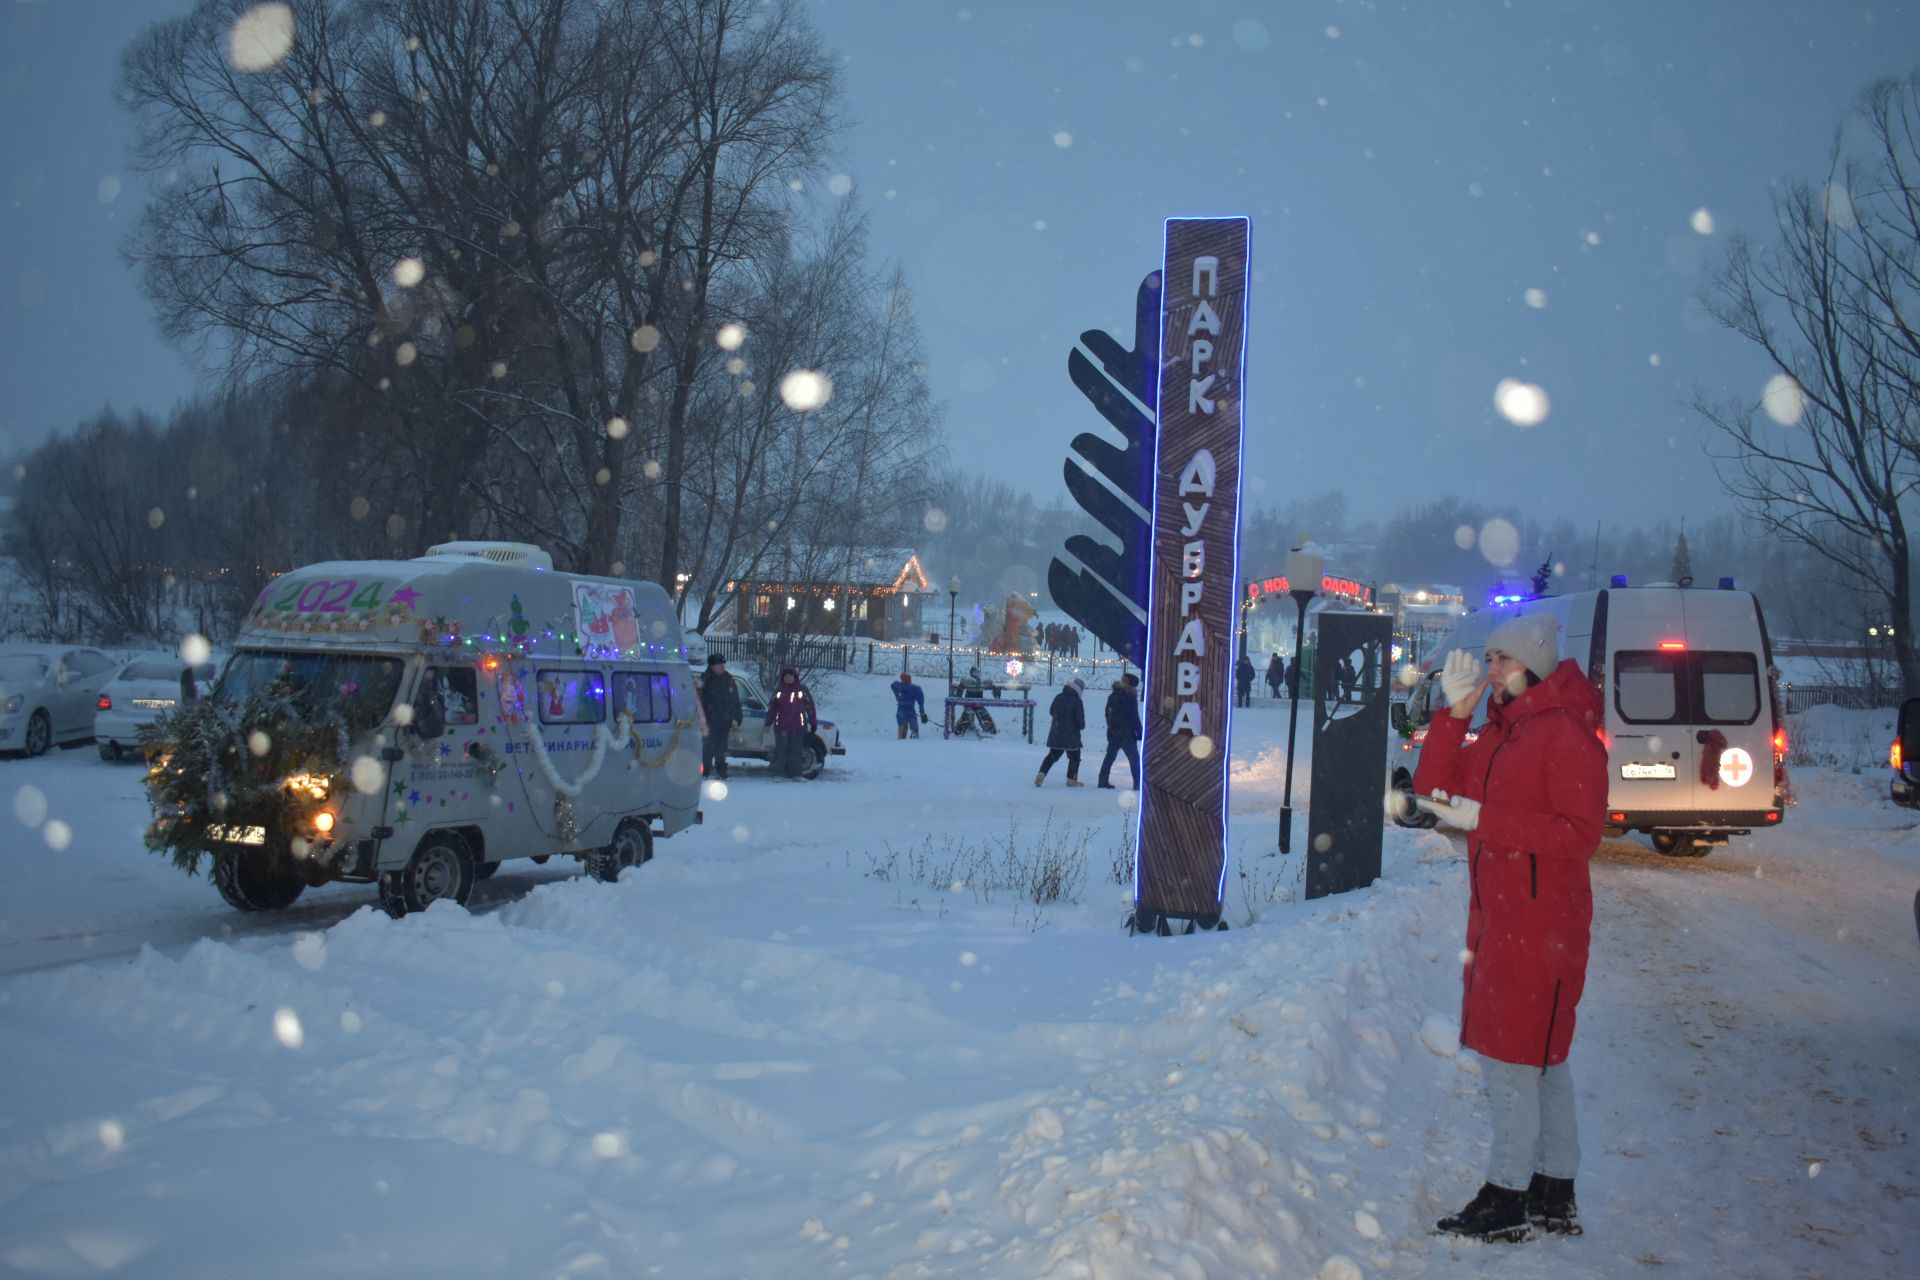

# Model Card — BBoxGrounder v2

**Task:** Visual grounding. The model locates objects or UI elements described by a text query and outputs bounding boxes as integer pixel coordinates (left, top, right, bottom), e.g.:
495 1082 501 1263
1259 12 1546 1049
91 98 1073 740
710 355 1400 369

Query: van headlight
1 695 22 714
283 772 330 800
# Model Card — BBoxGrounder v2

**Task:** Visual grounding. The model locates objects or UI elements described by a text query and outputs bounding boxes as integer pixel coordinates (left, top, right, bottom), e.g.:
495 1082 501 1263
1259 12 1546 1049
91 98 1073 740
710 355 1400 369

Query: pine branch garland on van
139 675 362 875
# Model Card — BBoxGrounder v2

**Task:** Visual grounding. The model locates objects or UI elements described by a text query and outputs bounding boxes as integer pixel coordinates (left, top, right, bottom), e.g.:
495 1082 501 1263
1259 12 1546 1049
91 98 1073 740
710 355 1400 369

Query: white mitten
1415 794 1482 831
1439 649 1484 711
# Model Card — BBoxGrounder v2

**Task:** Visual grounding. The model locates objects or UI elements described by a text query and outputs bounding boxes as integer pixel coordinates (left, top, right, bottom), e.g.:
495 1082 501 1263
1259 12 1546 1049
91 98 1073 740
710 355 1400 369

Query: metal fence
1780 684 1901 714
860 640 1136 688
702 634 857 682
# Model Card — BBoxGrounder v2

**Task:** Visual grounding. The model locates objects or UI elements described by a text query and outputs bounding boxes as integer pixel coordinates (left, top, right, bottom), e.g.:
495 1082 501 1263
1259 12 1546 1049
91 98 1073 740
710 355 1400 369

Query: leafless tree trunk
1699 71 1920 695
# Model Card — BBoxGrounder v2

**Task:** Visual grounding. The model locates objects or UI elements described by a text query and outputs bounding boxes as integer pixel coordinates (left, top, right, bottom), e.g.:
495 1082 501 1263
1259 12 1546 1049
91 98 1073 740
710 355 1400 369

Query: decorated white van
1393 583 1786 856
145 542 702 915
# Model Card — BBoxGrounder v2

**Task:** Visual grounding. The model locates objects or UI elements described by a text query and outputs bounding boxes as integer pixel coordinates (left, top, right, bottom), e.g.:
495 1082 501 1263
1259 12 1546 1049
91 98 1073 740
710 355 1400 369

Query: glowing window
535 668 606 725
611 670 675 724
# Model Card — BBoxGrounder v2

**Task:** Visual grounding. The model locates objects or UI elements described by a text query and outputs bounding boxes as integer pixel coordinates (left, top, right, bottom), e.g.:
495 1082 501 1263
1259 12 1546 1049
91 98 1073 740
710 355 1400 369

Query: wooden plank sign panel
1136 217 1250 923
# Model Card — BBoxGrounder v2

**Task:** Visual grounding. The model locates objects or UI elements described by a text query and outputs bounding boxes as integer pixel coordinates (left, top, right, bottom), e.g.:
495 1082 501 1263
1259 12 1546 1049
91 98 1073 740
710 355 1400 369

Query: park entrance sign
1137 218 1250 930
1051 217 1250 934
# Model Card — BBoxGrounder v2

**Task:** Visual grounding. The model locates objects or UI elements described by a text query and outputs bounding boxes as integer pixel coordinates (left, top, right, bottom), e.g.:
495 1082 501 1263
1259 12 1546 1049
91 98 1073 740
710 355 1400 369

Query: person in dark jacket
1285 655 1301 700
1096 673 1142 790
1265 653 1284 700
1034 678 1086 787
1234 653 1256 708
766 665 818 778
697 653 742 780
891 671 927 738
1412 612 1606 1243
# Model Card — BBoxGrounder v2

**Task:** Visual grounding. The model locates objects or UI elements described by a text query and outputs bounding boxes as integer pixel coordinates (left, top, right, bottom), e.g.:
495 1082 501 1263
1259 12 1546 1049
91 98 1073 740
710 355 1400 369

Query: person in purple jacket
766 665 817 778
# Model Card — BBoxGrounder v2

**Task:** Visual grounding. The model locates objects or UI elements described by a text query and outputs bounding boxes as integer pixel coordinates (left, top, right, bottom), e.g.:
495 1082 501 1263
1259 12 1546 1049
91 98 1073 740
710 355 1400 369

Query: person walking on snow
1265 652 1284 700
1035 678 1087 787
766 665 818 778
697 653 742 780
1097 672 1142 790
1234 653 1256 708
1411 612 1606 1243
891 671 927 738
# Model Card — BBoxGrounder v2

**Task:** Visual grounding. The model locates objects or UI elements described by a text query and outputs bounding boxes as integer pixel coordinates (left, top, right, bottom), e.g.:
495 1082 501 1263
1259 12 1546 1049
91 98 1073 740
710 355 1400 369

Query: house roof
734 549 934 594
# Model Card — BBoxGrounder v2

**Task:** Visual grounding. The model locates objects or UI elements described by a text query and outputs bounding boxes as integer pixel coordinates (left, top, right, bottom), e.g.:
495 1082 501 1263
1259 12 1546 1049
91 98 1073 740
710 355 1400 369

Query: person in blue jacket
891 671 928 738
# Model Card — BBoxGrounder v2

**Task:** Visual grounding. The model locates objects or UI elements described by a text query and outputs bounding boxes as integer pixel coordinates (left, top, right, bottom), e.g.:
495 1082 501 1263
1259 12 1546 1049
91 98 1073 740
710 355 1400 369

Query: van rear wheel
1651 830 1709 858
379 833 476 917
586 820 652 883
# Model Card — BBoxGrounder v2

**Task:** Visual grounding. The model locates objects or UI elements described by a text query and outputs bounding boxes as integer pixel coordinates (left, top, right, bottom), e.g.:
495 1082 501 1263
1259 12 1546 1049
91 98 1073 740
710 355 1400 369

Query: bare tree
1698 70 1920 695
120 0 864 582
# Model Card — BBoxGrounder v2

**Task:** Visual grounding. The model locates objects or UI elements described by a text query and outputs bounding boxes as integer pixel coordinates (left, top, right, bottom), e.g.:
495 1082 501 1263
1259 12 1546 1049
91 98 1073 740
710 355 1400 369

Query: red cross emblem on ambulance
1718 746 1754 788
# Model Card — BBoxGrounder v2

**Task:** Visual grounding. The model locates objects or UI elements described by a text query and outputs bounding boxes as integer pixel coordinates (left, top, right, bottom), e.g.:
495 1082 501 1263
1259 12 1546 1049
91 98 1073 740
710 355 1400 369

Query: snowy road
0 675 1915 1278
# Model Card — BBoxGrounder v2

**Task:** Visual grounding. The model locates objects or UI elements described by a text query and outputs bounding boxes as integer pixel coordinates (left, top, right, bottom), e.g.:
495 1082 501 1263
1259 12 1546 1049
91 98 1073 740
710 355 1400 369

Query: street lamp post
1279 543 1325 854
947 577 961 698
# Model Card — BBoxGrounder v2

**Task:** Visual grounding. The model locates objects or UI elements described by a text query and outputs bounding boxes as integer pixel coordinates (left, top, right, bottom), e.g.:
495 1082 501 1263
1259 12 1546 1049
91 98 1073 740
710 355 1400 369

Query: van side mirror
1901 698 1920 774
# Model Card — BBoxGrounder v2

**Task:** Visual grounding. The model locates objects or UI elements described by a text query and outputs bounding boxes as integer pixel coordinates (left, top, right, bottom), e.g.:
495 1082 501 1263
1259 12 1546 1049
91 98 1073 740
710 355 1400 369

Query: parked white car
0 644 119 757
94 656 220 761
726 671 847 778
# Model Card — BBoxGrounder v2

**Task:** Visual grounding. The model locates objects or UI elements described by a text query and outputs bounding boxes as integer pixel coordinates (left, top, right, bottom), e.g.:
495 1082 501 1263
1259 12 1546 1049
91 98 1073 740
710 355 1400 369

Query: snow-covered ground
0 674 1914 1278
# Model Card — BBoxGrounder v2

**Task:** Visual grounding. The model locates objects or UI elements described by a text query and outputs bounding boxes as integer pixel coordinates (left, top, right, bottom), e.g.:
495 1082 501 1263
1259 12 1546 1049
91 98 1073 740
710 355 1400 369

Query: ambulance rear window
1697 652 1760 725
535 668 606 724
1614 651 1684 724
1613 650 1761 726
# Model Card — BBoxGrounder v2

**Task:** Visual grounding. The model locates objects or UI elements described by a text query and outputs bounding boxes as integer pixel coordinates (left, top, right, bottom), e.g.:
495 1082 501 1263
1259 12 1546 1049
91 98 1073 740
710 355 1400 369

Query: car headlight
1 695 22 715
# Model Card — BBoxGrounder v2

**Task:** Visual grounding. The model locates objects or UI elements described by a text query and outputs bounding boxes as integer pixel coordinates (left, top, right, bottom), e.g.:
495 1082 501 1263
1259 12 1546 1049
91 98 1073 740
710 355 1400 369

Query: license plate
208 824 266 845
1620 762 1677 780
132 698 175 710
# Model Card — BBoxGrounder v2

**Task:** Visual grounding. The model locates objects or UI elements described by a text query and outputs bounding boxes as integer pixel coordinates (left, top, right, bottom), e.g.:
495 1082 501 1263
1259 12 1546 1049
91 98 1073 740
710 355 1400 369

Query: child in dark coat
1035 679 1087 787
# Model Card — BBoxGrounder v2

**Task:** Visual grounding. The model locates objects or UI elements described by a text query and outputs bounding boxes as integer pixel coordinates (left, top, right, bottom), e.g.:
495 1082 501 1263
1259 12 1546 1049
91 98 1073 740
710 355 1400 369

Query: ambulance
179 542 703 915
1393 582 1786 856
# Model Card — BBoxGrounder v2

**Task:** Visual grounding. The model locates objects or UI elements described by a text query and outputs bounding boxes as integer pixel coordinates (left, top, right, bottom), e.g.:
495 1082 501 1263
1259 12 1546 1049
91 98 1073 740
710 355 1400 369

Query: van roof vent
420 541 554 570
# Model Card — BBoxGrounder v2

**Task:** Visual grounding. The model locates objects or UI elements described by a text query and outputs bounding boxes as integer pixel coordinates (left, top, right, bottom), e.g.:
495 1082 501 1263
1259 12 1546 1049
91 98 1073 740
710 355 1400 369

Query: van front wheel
379 833 476 917
586 820 652 883
212 850 306 911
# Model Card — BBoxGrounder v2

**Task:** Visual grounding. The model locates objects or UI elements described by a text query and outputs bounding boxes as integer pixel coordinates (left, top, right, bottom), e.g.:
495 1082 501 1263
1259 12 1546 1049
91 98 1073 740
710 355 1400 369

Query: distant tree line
3 0 942 645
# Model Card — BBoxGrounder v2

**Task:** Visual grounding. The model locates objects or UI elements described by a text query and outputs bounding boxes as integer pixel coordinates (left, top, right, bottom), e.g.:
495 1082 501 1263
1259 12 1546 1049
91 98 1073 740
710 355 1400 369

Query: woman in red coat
1412 612 1606 1243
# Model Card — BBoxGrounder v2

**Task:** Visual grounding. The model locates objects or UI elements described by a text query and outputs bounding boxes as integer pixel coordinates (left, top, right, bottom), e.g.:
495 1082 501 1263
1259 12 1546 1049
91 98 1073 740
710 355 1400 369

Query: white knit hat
1484 612 1560 681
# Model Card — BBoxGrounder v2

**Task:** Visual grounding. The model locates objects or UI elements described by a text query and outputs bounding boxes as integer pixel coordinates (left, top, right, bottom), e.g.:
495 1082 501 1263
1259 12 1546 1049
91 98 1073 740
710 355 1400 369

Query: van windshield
213 651 405 735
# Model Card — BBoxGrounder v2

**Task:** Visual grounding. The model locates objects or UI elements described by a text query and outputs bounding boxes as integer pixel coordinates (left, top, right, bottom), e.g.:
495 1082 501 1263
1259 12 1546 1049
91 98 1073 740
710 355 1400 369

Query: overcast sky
4 0 1918 531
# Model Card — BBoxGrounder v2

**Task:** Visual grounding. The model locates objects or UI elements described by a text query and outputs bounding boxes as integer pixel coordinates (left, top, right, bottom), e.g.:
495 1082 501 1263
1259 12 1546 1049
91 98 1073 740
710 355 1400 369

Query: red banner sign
1245 575 1372 604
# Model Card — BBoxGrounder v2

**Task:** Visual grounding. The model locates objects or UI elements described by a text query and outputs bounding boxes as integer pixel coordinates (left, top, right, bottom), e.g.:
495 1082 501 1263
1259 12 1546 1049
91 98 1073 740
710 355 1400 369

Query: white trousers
1481 1056 1580 1189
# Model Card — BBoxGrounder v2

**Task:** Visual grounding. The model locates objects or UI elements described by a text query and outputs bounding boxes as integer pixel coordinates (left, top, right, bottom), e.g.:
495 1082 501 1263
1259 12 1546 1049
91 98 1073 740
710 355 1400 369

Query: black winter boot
1526 1173 1582 1236
1435 1182 1533 1243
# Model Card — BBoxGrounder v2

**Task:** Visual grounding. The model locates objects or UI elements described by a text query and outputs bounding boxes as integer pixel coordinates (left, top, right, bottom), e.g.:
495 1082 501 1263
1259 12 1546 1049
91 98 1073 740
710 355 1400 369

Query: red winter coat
1412 659 1606 1067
